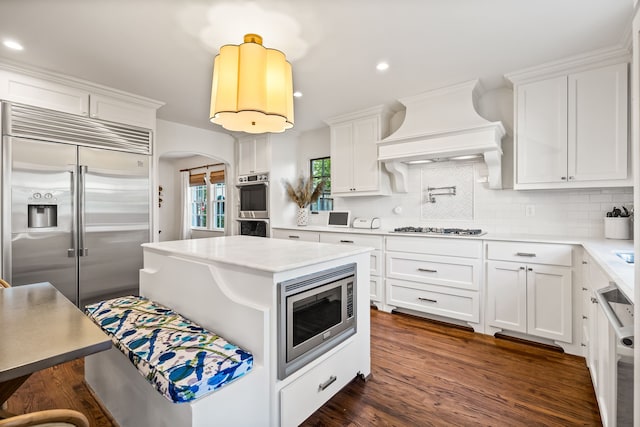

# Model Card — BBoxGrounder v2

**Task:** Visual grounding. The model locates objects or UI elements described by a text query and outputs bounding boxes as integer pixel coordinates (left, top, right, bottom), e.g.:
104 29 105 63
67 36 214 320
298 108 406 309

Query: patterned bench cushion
85 296 253 403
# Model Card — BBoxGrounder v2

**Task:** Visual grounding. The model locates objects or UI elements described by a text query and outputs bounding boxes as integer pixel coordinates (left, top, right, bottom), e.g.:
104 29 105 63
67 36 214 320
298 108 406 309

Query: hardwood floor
6 309 601 426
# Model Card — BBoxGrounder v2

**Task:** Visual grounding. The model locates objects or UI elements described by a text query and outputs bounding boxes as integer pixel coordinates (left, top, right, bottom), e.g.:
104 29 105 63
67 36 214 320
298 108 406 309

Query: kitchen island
85 236 372 427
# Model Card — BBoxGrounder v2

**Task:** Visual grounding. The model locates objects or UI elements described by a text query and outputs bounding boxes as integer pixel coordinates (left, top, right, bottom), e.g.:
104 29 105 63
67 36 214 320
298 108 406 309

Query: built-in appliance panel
386 236 482 259
487 241 572 266
386 252 480 291
387 278 479 323
280 340 358 427
271 229 320 242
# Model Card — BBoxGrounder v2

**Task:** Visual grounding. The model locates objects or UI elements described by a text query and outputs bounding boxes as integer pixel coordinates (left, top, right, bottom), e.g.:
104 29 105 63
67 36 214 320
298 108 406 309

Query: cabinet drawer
386 252 480 291
486 241 572 266
272 229 320 242
386 236 481 259
320 232 383 250
280 341 358 427
387 279 479 323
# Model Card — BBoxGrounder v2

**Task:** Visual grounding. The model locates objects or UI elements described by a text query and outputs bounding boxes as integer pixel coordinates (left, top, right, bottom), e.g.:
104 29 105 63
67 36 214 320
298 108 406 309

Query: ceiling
0 0 632 136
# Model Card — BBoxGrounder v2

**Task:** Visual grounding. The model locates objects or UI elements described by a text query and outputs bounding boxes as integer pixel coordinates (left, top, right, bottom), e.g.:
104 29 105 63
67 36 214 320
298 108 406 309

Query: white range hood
378 80 505 191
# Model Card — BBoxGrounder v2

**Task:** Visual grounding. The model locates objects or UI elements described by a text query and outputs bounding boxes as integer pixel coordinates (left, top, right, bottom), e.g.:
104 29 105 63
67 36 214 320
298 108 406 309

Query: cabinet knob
527 268 533 271
582 287 588 291
519 266 525 270
582 315 588 320
582 261 587 265
568 176 575 180
561 176 567 180
581 343 586 347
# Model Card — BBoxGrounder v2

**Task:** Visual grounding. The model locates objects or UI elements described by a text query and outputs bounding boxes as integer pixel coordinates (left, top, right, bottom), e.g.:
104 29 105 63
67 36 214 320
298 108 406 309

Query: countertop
273 225 635 300
0 282 111 382
142 235 373 273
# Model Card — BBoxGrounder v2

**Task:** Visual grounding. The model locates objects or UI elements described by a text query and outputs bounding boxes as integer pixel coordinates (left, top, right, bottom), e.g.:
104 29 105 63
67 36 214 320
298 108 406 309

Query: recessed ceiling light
3 40 24 51
293 91 302 98
376 62 389 71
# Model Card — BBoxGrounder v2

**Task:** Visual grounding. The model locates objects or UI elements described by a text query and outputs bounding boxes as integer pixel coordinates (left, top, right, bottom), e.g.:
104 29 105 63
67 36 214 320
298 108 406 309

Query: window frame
309 156 332 212
189 178 226 232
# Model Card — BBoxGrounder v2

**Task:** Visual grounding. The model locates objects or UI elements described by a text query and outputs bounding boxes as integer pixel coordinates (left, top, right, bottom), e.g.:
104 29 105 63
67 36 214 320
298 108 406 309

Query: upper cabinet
507 50 631 190
325 105 393 196
0 65 163 130
237 135 270 175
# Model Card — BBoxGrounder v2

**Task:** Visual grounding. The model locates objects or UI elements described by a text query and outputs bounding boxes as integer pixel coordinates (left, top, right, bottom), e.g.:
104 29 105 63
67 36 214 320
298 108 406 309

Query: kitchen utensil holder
604 217 631 240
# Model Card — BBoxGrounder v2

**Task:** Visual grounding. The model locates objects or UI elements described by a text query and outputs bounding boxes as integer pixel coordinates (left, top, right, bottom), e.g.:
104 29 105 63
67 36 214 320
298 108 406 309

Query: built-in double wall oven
237 173 269 237
277 263 357 379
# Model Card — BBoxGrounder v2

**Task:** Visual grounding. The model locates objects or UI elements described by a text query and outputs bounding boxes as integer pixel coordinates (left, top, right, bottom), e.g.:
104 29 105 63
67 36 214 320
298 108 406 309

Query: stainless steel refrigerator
1 102 151 307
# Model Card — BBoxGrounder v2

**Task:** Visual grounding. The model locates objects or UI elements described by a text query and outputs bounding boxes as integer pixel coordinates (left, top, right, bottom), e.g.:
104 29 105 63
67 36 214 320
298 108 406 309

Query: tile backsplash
421 164 474 221
323 160 633 238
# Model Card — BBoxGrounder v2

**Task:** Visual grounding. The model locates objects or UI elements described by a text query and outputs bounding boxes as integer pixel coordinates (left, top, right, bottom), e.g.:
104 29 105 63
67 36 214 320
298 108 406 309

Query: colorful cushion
85 296 253 403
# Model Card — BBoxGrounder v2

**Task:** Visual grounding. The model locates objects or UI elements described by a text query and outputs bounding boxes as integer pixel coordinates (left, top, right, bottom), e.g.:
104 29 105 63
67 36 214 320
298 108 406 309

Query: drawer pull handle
340 240 354 244
288 235 300 239
417 268 437 273
418 297 437 303
318 375 337 391
515 252 536 257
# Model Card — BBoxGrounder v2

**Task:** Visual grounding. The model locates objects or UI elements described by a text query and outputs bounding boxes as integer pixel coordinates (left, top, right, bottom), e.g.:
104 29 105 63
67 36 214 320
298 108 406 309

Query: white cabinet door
330 123 354 194
352 117 379 192
568 63 628 182
486 260 527 333
89 94 156 129
0 70 89 116
238 136 270 175
595 300 616 427
516 76 568 185
526 265 572 342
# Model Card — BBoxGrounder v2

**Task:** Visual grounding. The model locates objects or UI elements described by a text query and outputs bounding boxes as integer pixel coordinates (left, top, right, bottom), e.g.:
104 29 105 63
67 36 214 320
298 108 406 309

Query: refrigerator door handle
78 165 88 257
68 167 77 257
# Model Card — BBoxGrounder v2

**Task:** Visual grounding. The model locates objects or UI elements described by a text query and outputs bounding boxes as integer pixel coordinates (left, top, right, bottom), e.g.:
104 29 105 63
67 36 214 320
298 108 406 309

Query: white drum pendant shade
210 34 294 134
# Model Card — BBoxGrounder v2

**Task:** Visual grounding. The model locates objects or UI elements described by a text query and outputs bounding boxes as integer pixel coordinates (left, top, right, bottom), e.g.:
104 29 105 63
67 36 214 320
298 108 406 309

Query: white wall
273 89 633 238
154 119 235 241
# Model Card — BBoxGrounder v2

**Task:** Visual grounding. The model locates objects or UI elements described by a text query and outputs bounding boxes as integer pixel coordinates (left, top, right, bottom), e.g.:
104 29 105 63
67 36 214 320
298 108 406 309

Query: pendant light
209 34 294 134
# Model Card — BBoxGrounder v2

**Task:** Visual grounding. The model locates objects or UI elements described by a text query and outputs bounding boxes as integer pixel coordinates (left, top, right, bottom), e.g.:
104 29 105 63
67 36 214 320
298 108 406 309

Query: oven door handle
595 285 634 348
236 182 269 188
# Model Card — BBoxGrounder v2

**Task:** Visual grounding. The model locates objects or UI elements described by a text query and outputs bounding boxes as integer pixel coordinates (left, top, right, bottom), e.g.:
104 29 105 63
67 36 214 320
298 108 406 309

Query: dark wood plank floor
6 309 601 426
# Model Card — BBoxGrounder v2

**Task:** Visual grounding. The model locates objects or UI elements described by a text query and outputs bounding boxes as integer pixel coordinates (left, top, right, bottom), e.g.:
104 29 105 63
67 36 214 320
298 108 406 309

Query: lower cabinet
485 241 573 343
583 253 617 427
486 260 572 342
385 236 482 326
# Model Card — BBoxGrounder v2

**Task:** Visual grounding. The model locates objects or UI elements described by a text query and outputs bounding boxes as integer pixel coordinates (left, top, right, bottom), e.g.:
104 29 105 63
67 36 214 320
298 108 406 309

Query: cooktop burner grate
393 227 485 236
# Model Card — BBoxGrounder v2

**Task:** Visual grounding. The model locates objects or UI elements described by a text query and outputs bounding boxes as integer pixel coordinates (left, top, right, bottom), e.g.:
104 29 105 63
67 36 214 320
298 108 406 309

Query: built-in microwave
277 263 357 379
237 173 269 219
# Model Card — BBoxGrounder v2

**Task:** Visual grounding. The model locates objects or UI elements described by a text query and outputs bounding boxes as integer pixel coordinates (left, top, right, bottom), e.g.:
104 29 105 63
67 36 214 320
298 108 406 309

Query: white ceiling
0 0 632 135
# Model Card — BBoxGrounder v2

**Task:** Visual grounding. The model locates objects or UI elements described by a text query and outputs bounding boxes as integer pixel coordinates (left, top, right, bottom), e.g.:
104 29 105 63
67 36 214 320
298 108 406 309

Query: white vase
296 207 309 226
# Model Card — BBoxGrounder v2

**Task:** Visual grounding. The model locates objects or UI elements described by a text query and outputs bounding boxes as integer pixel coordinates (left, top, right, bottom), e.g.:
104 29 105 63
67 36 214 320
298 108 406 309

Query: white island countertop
142 235 373 273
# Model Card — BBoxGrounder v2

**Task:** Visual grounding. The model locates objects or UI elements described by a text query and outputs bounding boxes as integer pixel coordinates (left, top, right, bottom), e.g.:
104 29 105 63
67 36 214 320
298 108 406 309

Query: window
189 170 225 231
310 157 332 212
191 184 207 228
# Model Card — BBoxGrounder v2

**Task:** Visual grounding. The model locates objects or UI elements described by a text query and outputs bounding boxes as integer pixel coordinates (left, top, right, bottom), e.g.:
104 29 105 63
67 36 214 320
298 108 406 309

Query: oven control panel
238 173 269 184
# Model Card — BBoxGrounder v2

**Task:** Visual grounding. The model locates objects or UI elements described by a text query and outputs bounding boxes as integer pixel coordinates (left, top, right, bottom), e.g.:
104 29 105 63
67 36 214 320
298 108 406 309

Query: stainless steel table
0 282 111 407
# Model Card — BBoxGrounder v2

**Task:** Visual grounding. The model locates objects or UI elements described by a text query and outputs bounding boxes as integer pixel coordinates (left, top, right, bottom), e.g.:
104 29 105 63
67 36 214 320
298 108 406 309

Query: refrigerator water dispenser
28 204 58 228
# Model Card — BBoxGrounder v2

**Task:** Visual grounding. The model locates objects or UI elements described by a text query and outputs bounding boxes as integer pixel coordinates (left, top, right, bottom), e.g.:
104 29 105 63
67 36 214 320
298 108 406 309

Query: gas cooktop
392 227 485 236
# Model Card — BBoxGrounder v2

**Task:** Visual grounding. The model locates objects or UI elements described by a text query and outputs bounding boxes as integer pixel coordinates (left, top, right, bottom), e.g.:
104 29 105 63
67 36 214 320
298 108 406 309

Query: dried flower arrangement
284 176 325 208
